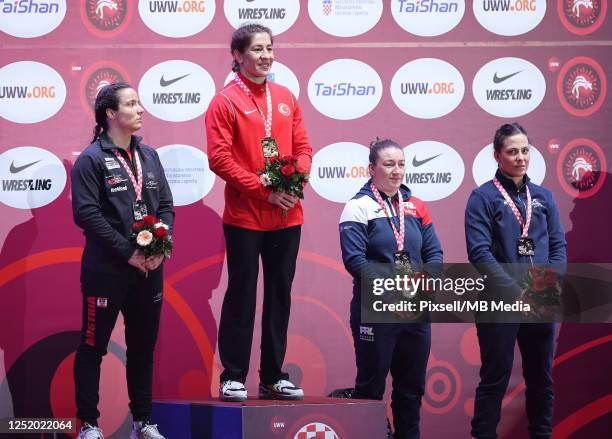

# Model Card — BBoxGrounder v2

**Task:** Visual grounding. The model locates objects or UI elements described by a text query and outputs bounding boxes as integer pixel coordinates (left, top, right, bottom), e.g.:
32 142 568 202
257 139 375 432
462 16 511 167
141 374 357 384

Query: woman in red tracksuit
205 23 312 401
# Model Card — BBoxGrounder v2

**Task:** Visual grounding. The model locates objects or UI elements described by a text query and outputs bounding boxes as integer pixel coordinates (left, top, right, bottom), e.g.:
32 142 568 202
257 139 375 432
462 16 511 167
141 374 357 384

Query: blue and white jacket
465 169 567 295
339 180 443 298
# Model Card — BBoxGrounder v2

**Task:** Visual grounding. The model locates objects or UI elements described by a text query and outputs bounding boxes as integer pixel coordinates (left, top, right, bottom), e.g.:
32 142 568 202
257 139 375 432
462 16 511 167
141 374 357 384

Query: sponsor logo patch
96 297 108 308
104 157 120 170
106 174 127 186
359 325 374 342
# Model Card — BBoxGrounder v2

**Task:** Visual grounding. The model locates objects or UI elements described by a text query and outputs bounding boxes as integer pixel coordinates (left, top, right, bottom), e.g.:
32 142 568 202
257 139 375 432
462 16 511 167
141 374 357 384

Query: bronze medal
394 250 411 268
517 237 535 256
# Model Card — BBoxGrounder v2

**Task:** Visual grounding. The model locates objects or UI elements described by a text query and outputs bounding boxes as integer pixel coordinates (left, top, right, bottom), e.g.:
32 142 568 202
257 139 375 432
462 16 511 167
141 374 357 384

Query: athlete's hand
128 249 147 273
145 255 164 271
267 192 299 210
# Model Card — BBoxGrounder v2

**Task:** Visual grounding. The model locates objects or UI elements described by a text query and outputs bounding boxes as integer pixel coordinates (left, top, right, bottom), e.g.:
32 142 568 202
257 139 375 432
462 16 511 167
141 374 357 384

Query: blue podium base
152 396 387 439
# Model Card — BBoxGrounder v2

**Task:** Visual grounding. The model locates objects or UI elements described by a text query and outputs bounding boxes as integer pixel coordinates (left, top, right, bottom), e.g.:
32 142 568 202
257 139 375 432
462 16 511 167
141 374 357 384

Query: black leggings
74 267 163 425
218 224 301 384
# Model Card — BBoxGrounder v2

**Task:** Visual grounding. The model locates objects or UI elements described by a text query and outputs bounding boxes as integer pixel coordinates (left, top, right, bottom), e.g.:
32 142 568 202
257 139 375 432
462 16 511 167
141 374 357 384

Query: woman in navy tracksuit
340 139 443 439
465 123 566 439
71 83 174 439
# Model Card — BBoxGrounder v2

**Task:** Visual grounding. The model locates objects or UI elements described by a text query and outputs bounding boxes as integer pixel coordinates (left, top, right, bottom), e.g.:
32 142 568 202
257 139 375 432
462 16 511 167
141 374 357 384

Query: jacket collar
99 132 143 152
495 168 530 192
236 72 267 95
361 179 412 201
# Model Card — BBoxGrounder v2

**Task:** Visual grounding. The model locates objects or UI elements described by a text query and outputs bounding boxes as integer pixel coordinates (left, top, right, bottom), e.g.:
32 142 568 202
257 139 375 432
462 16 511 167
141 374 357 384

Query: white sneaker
130 421 165 439
219 380 247 402
76 422 104 439
259 379 304 400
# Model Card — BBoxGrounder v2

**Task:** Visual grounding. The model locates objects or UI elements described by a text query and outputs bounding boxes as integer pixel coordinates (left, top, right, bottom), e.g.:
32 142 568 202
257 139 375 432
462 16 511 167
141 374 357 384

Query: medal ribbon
371 183 405 252
493 177 532 238
112 148 143 201
234 74 272 138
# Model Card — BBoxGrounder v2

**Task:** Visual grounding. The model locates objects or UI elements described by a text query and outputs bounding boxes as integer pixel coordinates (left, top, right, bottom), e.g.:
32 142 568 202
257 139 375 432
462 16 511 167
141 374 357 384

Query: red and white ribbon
371 183 405 251
112 148 143 200
493 177 532 238
234 74 272 139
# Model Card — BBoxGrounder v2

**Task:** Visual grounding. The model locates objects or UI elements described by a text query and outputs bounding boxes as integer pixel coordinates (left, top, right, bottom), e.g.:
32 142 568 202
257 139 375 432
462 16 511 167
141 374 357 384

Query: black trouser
350 319 431 439
471 323 555 439
74 267 163 425
218 224 301 384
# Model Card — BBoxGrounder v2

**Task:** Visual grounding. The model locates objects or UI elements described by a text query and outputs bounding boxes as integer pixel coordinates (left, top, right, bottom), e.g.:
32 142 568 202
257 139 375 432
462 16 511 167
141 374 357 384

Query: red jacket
206 73 312 231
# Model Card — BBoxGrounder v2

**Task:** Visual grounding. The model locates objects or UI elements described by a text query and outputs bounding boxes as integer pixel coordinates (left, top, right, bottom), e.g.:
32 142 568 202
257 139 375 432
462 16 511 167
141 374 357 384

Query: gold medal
262 137 279 158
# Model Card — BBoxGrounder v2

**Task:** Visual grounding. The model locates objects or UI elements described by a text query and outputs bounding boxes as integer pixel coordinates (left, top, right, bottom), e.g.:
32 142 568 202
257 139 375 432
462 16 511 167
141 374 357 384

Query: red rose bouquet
521 266 562 317
259 154 309 215
131 215 173 259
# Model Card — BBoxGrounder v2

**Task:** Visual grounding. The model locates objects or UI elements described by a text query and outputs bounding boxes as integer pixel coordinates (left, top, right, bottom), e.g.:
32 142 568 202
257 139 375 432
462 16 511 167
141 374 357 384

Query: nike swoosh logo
244 108 258 115
493 71 522 84
159 73 190 87
10 160 41 174
412 154 441 167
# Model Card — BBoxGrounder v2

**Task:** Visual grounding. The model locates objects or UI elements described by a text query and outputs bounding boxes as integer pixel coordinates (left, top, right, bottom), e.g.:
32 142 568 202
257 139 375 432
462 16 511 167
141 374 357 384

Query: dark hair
230 23 273 72
369 138 402 165
91 82 132 143
493 123 528 152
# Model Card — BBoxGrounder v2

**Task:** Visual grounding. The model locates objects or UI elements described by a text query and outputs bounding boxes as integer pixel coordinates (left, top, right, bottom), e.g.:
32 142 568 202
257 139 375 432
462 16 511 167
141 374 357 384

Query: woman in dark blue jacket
465 123 566 439
340 139 443 439
71 83 174 439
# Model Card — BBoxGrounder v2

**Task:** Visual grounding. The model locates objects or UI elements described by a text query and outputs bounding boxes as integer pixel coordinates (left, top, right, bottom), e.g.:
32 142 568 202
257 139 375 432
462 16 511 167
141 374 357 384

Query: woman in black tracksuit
71 83 174 439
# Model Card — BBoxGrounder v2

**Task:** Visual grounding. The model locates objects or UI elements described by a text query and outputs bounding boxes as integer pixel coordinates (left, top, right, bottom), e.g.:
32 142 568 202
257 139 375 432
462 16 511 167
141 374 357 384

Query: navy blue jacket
465 169 567 295
71 134 174 273
340 181 443 297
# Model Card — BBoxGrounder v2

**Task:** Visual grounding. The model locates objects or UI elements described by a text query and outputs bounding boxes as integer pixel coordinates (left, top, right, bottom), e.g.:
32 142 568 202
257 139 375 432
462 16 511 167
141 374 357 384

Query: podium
152 396 387 439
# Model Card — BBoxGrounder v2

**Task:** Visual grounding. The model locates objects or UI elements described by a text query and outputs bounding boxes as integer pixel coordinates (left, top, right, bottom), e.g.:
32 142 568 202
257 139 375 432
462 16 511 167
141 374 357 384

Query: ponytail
91 124 103 143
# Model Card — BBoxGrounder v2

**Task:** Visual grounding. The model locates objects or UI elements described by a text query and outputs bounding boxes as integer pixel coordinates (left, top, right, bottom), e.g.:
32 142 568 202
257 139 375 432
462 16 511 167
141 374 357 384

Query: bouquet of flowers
259 155 309 215
131 215 173 259
521 266 562 318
